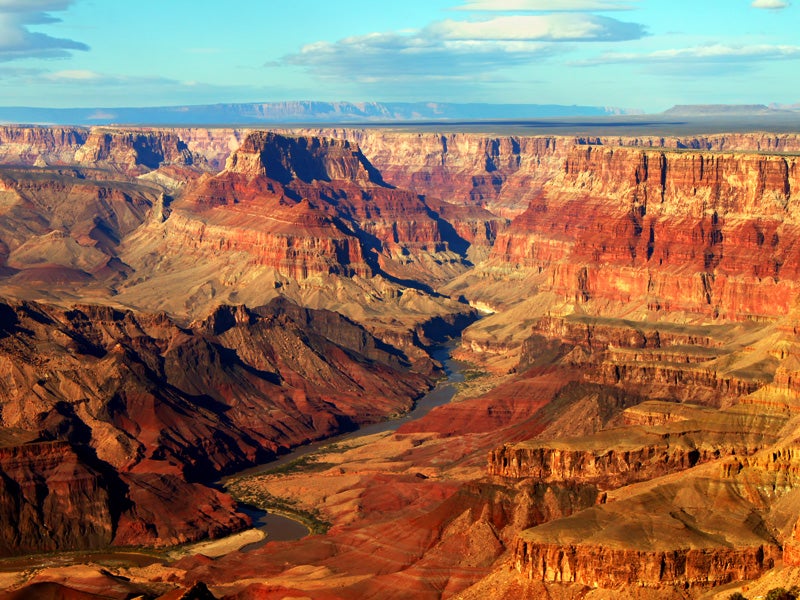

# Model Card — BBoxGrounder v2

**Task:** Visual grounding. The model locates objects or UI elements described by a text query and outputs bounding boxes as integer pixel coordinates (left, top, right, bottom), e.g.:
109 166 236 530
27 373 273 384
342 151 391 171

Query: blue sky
0 0 797 112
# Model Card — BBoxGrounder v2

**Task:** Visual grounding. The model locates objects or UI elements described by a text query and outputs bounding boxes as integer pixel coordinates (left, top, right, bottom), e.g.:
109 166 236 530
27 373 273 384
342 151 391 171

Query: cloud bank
0 0 87 62
578 43 800 66
457 0 639 11
282 14 646 83
751 0 790 9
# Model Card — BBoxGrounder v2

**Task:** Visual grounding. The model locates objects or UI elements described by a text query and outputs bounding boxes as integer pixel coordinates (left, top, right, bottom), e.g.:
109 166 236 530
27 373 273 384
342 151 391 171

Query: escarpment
490 145 800 319
513 540 781 589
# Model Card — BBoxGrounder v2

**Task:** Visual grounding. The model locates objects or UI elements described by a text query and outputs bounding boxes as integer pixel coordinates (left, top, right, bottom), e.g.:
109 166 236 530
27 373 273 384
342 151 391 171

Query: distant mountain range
0 101 634 126
662 104 800 116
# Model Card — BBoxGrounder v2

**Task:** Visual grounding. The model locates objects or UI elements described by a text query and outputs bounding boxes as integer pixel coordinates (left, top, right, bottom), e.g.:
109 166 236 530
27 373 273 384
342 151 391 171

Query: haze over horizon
0 0 798 114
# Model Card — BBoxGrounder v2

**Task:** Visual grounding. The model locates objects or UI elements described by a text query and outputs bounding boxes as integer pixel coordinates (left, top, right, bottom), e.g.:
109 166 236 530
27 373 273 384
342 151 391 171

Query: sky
0 0 798 113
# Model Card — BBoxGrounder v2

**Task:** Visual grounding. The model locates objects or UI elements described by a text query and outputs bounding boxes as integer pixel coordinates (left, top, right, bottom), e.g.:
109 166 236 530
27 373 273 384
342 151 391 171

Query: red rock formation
0 126 88 166
175 131 501 284
513 539 780 588
0 440 113 555
0 125 246 173
73 129 202 174
0 296 431 553
489 442 713 483
296 130 567 218
487 402 782 485
491 145 800 319
297 129 800 221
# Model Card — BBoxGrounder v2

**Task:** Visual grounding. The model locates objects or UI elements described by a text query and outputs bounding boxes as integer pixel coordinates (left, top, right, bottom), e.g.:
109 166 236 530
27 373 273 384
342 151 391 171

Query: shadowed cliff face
228 132 385 185
174 131 502 286
0 296 431 553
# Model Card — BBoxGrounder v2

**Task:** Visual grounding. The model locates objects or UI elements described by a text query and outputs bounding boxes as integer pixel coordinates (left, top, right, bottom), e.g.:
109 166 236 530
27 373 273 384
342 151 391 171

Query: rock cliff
0 296 431 553
490 145 800 319
0 440 114 555
176 131 499 285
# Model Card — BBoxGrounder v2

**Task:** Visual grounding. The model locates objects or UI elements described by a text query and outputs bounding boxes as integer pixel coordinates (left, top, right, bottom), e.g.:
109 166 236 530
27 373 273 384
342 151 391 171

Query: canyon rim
0 121 798 599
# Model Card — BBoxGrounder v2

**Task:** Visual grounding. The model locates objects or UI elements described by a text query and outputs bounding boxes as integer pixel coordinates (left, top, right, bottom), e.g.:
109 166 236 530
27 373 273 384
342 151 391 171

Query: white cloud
457 0 639 11
578 44 800 65
282 14 645 85
0 1 73 11
751 0 790 8
284 31 560 83
45 69 100 81
0 0 87 62
430 15 645 41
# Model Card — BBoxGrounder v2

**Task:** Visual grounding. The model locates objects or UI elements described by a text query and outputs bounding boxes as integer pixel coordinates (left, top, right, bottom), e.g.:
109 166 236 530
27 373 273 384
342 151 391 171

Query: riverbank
221 339 468 544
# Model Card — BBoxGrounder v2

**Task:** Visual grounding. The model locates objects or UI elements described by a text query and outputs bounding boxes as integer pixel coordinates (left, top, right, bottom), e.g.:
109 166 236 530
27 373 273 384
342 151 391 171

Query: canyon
1 124 800 598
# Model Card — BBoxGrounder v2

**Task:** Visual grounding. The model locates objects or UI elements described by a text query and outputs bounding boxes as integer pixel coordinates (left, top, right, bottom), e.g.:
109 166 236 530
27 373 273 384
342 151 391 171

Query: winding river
0 343 468 572
227 339 467 544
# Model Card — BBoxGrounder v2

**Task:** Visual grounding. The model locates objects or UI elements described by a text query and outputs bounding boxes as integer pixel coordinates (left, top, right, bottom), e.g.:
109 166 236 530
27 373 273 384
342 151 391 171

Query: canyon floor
1 123 800 598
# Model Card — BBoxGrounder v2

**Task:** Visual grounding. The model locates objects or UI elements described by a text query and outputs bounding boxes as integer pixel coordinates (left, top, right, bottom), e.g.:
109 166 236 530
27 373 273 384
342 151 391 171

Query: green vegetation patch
227 485 330 535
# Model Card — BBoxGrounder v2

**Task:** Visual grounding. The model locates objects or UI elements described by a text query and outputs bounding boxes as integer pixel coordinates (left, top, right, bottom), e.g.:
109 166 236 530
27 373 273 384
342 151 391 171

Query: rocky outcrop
488 400 783 485
489 442 716 484
0 440 114 555
528 315 724 355
0 296 431 553
161 207 371 279
513 539 780 588
295 131 567 218
73 129 203 174
174 131 500 285
0 126 88 166
226 132 381 184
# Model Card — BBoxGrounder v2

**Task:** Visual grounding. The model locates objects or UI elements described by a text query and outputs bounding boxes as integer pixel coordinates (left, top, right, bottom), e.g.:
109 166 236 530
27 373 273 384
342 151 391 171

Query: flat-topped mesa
225 131 383 185
488 403 783 484
0 126 88 166
74 128 203 173
492 144 800 320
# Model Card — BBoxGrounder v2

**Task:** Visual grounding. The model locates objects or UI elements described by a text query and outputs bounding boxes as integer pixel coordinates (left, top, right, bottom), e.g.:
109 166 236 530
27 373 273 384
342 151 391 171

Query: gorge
1 123 800 599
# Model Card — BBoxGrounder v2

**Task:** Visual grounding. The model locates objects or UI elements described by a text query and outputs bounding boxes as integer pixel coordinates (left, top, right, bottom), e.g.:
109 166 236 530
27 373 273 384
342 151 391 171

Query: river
226 339 467 545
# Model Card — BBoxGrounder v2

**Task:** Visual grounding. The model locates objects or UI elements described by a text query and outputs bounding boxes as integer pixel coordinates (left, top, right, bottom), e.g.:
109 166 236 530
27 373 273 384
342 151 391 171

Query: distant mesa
0 100 634 126
662 103 794 116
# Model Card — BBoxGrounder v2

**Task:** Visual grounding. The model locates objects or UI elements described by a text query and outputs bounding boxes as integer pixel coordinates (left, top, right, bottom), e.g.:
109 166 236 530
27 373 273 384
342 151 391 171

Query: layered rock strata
491 145 800 319
0 296 431 553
